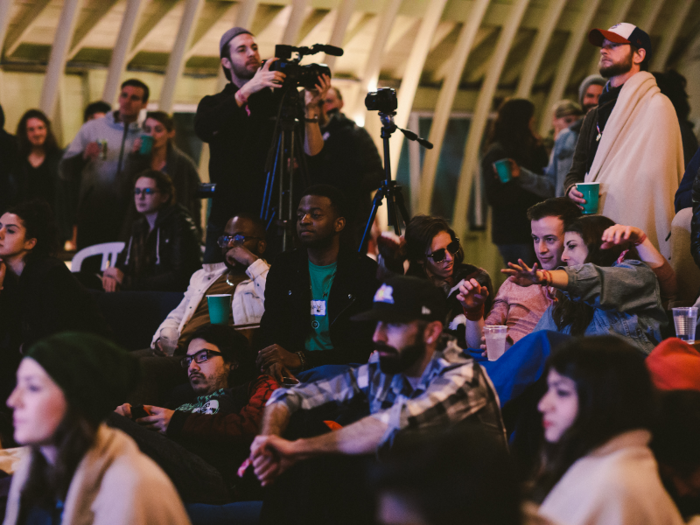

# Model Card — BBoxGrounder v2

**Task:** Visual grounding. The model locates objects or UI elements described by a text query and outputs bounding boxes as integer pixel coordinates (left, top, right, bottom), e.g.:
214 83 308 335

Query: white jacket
151 259 269 348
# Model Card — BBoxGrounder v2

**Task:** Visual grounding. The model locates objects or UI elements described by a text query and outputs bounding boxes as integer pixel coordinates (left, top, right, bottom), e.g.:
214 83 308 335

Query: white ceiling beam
389 0 449 187
538 0 602 136
452 0 531 237
40 0 85 117
281 0 310 45
183 1 237 61
297 8 332 46
641 0 665 32
159 0 204 112
516 0 566 98
4 0 52 57
322 0 356 69
432 26 493 82
0 0 14 58
68 0 120 60
103 0 144 104
587 0 634 75
417 0 490 215
127 0 180 62
651 0 694 71
342 13 374 47
469 29 529 81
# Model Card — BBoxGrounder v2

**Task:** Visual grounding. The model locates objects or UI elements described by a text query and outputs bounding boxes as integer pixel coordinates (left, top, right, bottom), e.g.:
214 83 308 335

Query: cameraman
195 27 329 263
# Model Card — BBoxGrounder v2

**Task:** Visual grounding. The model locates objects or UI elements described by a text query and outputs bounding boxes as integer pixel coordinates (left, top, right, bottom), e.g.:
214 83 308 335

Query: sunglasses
426 239 460 263
217 233 262 248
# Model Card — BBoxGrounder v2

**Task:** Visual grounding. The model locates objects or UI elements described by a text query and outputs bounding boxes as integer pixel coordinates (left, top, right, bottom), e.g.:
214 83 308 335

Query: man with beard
256 184 378 382
150 213 269 355
564 23 683 258
244 275 505 524
195 27 329 263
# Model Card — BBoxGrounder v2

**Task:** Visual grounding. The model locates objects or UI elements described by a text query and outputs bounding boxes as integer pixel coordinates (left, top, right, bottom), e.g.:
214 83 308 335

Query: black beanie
26 332 141 426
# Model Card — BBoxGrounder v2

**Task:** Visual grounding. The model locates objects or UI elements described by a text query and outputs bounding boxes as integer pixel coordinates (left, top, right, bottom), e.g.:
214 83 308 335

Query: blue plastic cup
494 159 512 183
576 183 600 215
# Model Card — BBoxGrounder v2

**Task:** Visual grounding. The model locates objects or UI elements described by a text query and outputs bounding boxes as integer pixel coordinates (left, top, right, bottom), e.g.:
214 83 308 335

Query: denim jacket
533 260 667 354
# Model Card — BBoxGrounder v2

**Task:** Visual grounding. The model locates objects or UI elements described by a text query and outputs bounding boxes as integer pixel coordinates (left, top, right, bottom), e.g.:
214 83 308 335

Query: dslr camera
265 44 335 90
365 87 398 113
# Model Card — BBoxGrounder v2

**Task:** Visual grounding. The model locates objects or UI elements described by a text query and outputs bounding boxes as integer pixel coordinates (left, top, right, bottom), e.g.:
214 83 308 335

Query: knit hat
578 75 606 107
219 27 253 59
646 338 700 392
553 100 583 119
26 332 141 426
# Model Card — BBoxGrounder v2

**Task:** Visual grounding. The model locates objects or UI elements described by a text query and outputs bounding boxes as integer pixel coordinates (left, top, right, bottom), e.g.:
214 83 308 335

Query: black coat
689 170 700 269
258 247 379 369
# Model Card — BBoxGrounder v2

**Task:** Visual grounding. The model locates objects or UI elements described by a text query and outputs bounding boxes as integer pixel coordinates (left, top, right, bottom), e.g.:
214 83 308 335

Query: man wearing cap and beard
564 23 683 258
194 27 330 263
245 275 505 525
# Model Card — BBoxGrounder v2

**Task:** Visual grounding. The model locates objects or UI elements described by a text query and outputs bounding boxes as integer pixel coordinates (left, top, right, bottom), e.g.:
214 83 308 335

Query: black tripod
359 111 433 253
260 87 310 252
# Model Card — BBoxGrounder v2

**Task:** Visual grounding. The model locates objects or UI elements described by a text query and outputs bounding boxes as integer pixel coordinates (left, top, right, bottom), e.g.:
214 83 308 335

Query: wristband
463 304 484 321
295 351 307 370
235 89 249 107
304 116 319 123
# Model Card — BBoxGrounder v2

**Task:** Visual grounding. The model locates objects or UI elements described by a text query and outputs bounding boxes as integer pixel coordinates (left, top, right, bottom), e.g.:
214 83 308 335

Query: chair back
71 242 125 272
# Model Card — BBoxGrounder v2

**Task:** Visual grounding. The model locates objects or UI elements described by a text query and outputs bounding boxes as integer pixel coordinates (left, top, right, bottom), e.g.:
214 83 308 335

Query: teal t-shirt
305 261 337 352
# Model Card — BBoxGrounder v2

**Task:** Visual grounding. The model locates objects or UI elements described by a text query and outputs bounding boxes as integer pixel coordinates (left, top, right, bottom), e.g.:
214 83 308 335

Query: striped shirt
267 339 506 447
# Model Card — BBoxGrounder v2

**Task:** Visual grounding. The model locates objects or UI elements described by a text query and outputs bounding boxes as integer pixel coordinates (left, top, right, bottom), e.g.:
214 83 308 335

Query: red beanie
646 338 700 392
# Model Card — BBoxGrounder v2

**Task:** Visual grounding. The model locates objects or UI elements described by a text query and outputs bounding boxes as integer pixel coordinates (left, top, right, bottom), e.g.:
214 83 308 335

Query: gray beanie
578 75 606 107
219 27 253 58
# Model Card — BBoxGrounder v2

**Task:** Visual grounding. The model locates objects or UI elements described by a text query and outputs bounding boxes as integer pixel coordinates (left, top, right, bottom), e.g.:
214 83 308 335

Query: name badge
310 300 326 316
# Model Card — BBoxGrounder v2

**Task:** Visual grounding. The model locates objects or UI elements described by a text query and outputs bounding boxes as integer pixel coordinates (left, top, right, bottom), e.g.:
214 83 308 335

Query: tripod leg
359 187 386 254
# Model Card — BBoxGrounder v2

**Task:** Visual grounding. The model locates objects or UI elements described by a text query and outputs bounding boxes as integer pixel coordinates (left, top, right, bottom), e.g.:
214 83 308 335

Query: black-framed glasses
217 233 261 248
426 239 460 263
134 188 160 196
180 349 224 368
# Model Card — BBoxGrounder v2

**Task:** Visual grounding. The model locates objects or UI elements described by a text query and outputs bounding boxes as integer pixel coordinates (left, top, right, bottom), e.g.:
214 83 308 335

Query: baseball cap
588 23 652 60
351 276 448 324
219 27 253 58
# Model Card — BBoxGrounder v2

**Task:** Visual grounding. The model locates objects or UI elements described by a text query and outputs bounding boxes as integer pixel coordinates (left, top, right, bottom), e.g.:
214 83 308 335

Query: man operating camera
195 27 330 263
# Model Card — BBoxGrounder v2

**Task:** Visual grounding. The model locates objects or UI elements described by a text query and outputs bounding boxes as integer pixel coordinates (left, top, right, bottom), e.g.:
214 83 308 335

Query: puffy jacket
116 204 202 292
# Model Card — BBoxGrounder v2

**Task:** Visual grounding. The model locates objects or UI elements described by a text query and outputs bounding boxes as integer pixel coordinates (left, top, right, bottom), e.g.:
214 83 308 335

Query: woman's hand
508 159 521 178
132 137 142 154
304 74 331 112
601 224 645 249
0 259 5 291
102 267 124 292
501 259 545 287
456 278 489 310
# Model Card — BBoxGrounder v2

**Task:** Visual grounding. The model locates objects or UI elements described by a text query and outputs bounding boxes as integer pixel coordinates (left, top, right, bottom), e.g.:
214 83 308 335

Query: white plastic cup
673 307 698 344
484 325 508 361
159 327 179 356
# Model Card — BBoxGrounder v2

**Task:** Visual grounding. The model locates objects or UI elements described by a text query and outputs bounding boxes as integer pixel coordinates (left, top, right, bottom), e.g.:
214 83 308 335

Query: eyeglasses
426 240 460 263
134 188 160 196
217 233 261 248
180 349 224 368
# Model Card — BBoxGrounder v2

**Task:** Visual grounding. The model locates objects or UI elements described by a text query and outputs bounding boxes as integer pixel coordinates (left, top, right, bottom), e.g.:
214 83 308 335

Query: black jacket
259 247 379 369
690 172 700 269
115 204 202 292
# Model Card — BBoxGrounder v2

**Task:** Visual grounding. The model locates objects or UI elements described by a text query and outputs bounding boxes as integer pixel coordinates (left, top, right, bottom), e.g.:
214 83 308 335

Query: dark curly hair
6 199 59 262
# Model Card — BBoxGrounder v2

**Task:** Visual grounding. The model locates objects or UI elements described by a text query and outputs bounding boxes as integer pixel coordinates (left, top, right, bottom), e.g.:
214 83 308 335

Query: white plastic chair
71 242 125 272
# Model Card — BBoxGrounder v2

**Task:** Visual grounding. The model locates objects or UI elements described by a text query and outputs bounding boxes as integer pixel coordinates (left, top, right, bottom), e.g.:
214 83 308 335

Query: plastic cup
493 159 512 183
139 134 155 155
576 182 600 215
207 294 232 325
484 325 508 361
158 327 179 356
673 307 698 344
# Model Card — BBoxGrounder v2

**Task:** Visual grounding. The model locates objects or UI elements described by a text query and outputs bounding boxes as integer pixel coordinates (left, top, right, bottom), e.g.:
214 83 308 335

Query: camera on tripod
264 43 341 90
365 87 398 113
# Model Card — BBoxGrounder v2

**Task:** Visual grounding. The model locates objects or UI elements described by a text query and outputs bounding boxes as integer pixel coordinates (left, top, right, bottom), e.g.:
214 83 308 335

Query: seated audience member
0 104 18 214
459 198 581 350
646 337 700 392
124 111 202 234
4 332 190 525
114 325 278 501
504 215 667 354
83 100 112 122
247 276 506 524
532 336 684 525
151 213 269 355
651 390 700 521
675 146 700 212
256 184 378 381
689 169 700 271
379 215 493 348
0 200 111 405
373 427 522 525
103 169 201 293
481 98 550 266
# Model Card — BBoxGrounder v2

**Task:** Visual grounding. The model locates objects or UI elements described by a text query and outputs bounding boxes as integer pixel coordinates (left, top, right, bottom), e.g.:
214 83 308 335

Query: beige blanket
585 71 683 258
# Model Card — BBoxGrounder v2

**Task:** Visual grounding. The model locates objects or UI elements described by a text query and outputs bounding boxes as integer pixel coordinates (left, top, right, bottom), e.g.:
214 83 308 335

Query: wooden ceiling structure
1 0 699 233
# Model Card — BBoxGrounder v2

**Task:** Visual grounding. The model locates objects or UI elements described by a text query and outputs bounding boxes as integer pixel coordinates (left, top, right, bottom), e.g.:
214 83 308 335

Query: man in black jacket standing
195 27 329 263
256 185 378 381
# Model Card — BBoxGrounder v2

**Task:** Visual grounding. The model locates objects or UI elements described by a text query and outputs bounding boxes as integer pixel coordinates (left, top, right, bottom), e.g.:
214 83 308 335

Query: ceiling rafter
296 8 331 46
342 12 374 47
68 0 120 60
4 0 52 57
127 0 181 62
184 1 237 60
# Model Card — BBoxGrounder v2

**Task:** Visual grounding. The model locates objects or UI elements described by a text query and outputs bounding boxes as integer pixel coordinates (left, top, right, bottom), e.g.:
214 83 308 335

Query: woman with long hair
3 332 191 524
481 98 550 265
531 336 684 525
503 215 667 353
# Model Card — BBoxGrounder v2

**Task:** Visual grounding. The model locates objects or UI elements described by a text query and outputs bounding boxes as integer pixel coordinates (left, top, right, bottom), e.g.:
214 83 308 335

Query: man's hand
0 259 6 291
507 159 521 178
83 141 101 161
238 58 286 100
102 267 124 293
132 137 142 154
225 244 258 268
248 434 300 486
601 224 645 249
567 187 586 205
135 406 174 434
501 259 544 287
257 344 301 371
114 403 132 418
456 278 489 310
304 74 331 111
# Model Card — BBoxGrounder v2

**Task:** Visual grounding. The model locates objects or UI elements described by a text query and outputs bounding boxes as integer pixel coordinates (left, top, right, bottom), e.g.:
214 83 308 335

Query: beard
599 50 633 79
376 337 427 375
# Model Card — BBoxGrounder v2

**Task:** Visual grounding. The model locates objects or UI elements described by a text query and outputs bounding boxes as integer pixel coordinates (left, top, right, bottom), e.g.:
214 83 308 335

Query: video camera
264 44 342 90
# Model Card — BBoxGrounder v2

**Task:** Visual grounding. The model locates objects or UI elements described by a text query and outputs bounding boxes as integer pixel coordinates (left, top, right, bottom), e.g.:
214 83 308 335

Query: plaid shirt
267 339 506 446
